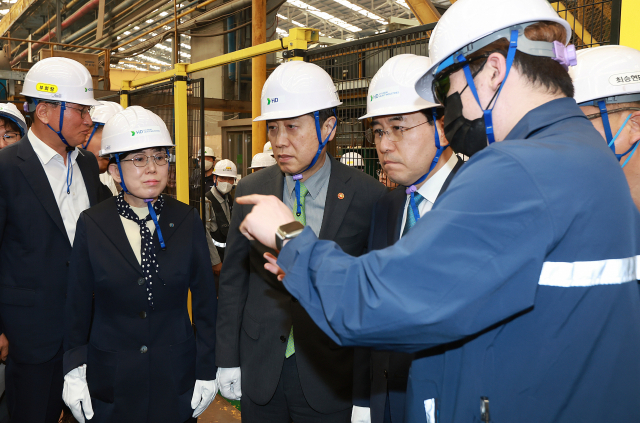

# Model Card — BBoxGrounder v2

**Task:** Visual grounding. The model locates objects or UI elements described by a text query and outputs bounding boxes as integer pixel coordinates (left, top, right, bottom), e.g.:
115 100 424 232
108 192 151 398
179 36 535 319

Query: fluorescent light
124 31 131 35
395 0 410 9
160 11 169 17
276 27 288 36
331 0 387 25
134 26 140 30
285 0 361 32
146 19 154 23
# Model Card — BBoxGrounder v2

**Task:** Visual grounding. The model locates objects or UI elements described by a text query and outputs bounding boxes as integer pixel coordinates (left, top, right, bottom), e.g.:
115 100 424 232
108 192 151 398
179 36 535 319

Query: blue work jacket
277 98 640 422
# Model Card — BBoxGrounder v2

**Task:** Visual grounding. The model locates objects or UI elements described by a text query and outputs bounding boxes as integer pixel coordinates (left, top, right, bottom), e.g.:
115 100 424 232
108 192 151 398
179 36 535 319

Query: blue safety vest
278 98 640 422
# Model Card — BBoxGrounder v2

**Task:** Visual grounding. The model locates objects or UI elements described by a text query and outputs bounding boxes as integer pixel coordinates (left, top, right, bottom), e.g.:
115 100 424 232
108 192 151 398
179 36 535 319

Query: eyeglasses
432 55 489 106
120 152 170 167
365 121 429 144
583 107 640 121
46 102 93 119
2 132 19 142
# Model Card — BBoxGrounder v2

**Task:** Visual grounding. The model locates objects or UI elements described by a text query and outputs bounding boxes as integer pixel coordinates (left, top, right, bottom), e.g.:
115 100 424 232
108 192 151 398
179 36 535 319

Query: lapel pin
338 193 344 200
169 223 174 227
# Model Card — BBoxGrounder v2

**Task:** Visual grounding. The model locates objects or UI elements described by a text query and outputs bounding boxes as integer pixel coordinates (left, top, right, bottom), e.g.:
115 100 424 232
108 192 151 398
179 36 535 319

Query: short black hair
308 107 338 126
418 107 442 125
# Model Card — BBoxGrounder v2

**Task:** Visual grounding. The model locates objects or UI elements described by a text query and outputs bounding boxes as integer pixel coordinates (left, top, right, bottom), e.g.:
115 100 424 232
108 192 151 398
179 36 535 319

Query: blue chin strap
597 100 638 167
83 123 103 150
405 109 448 222
292 109 337 216
115 150 168 250
458 29 519 146
34 99 74 194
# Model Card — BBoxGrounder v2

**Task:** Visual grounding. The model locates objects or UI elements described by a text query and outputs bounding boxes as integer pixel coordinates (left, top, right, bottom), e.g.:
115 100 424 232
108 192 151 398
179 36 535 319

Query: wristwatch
275 221 305 251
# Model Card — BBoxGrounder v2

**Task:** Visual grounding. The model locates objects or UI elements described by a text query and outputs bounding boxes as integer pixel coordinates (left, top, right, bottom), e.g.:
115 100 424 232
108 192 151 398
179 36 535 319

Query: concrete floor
198 396 241 423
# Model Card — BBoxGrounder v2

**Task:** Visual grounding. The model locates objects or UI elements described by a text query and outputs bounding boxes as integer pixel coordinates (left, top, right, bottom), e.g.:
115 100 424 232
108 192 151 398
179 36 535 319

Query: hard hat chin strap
601 111 638 167
292 109 337 216
458 29 519 146
34 99 74 194
405 109 449 222
83 123 101 150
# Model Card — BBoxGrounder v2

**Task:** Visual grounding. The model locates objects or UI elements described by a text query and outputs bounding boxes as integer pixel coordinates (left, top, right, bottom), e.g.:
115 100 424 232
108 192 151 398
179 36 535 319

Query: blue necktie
404 192 424 235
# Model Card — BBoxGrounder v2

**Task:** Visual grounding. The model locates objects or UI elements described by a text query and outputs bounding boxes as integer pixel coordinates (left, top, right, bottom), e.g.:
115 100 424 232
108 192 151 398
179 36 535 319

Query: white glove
62 364 94 423
216 367 242 400
351 406 371 423
191 379 218 417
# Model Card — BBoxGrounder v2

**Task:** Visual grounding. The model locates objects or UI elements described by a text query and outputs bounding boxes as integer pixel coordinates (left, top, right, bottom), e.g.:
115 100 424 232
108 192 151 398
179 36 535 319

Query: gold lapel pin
338 193 345 200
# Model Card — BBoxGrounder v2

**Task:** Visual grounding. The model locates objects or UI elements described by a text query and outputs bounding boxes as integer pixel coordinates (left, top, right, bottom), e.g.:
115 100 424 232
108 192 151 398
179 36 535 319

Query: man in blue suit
234 1 640 422
351 54 462 423
0 57 101 422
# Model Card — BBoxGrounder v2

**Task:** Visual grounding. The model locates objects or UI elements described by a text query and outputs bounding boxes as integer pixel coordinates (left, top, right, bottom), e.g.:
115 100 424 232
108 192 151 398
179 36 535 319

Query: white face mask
204 160 214 171
217 181 233 194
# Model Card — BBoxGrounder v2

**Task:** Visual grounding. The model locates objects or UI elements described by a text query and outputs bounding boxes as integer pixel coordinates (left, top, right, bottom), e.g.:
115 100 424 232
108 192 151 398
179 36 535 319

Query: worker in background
263 140 273 156
351 54 462 423
570 45 640 210
216 60 386 423
234 0 640 421
205 159 236 288
201 146 217 192
82 100 124 197
63 106 218 423
0 57 102 423
248 151 277 172
0 103 27 149
339 151 364 171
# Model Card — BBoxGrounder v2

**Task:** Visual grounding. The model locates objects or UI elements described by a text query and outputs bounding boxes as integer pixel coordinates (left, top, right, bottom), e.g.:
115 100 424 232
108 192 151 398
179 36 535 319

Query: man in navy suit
0 57 101 422
351 54 463 423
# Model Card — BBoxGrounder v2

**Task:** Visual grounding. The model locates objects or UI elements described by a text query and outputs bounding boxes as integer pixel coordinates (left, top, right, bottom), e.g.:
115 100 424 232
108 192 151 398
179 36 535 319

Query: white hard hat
0 103 27 136
22 57 100 107
340 151 364 167
213 159 237 177
199 146 216 158
249 152 277 169
90 101 124 124
263 141 273 155
360 54 439 120
415 0 573 102
253 61 342 122
99 106 173 157
570 45 640 105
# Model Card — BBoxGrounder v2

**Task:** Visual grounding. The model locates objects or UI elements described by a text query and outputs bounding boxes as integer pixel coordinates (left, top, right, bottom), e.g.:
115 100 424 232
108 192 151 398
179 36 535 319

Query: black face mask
443 92 488 157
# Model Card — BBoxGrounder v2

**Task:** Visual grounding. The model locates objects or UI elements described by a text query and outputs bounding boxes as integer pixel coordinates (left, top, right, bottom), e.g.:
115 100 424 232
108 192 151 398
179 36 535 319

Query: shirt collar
285 153 332 200
415 153 458 205
28 128 79 165
505 97 586 141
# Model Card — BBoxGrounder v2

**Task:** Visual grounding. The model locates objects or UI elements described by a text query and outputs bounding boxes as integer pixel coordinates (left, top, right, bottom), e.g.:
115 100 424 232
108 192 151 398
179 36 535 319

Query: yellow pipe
620 0 640 50
551 2 599 47
172 63 190 204
127 28 319 88
120 80 130 108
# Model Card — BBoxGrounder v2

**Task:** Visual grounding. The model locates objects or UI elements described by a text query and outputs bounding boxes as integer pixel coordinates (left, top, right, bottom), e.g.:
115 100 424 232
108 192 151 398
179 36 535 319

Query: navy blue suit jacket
64 196 217 422
0 135 100 364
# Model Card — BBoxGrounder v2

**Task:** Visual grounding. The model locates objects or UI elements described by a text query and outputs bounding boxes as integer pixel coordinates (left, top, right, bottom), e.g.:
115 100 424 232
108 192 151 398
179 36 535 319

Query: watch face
281 221 305 233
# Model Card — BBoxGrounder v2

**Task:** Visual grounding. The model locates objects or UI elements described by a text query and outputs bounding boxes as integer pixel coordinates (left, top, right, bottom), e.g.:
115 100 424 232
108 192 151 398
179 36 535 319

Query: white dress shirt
120 205 157 265
400 153 459 238
100 172 119 196
28 128 90 245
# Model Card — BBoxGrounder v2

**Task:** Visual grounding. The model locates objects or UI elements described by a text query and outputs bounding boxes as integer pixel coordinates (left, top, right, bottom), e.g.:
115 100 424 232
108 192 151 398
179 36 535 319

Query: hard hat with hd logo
253 61 342 122
360 54 439 120
22 57 101 107
99 106 173 157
